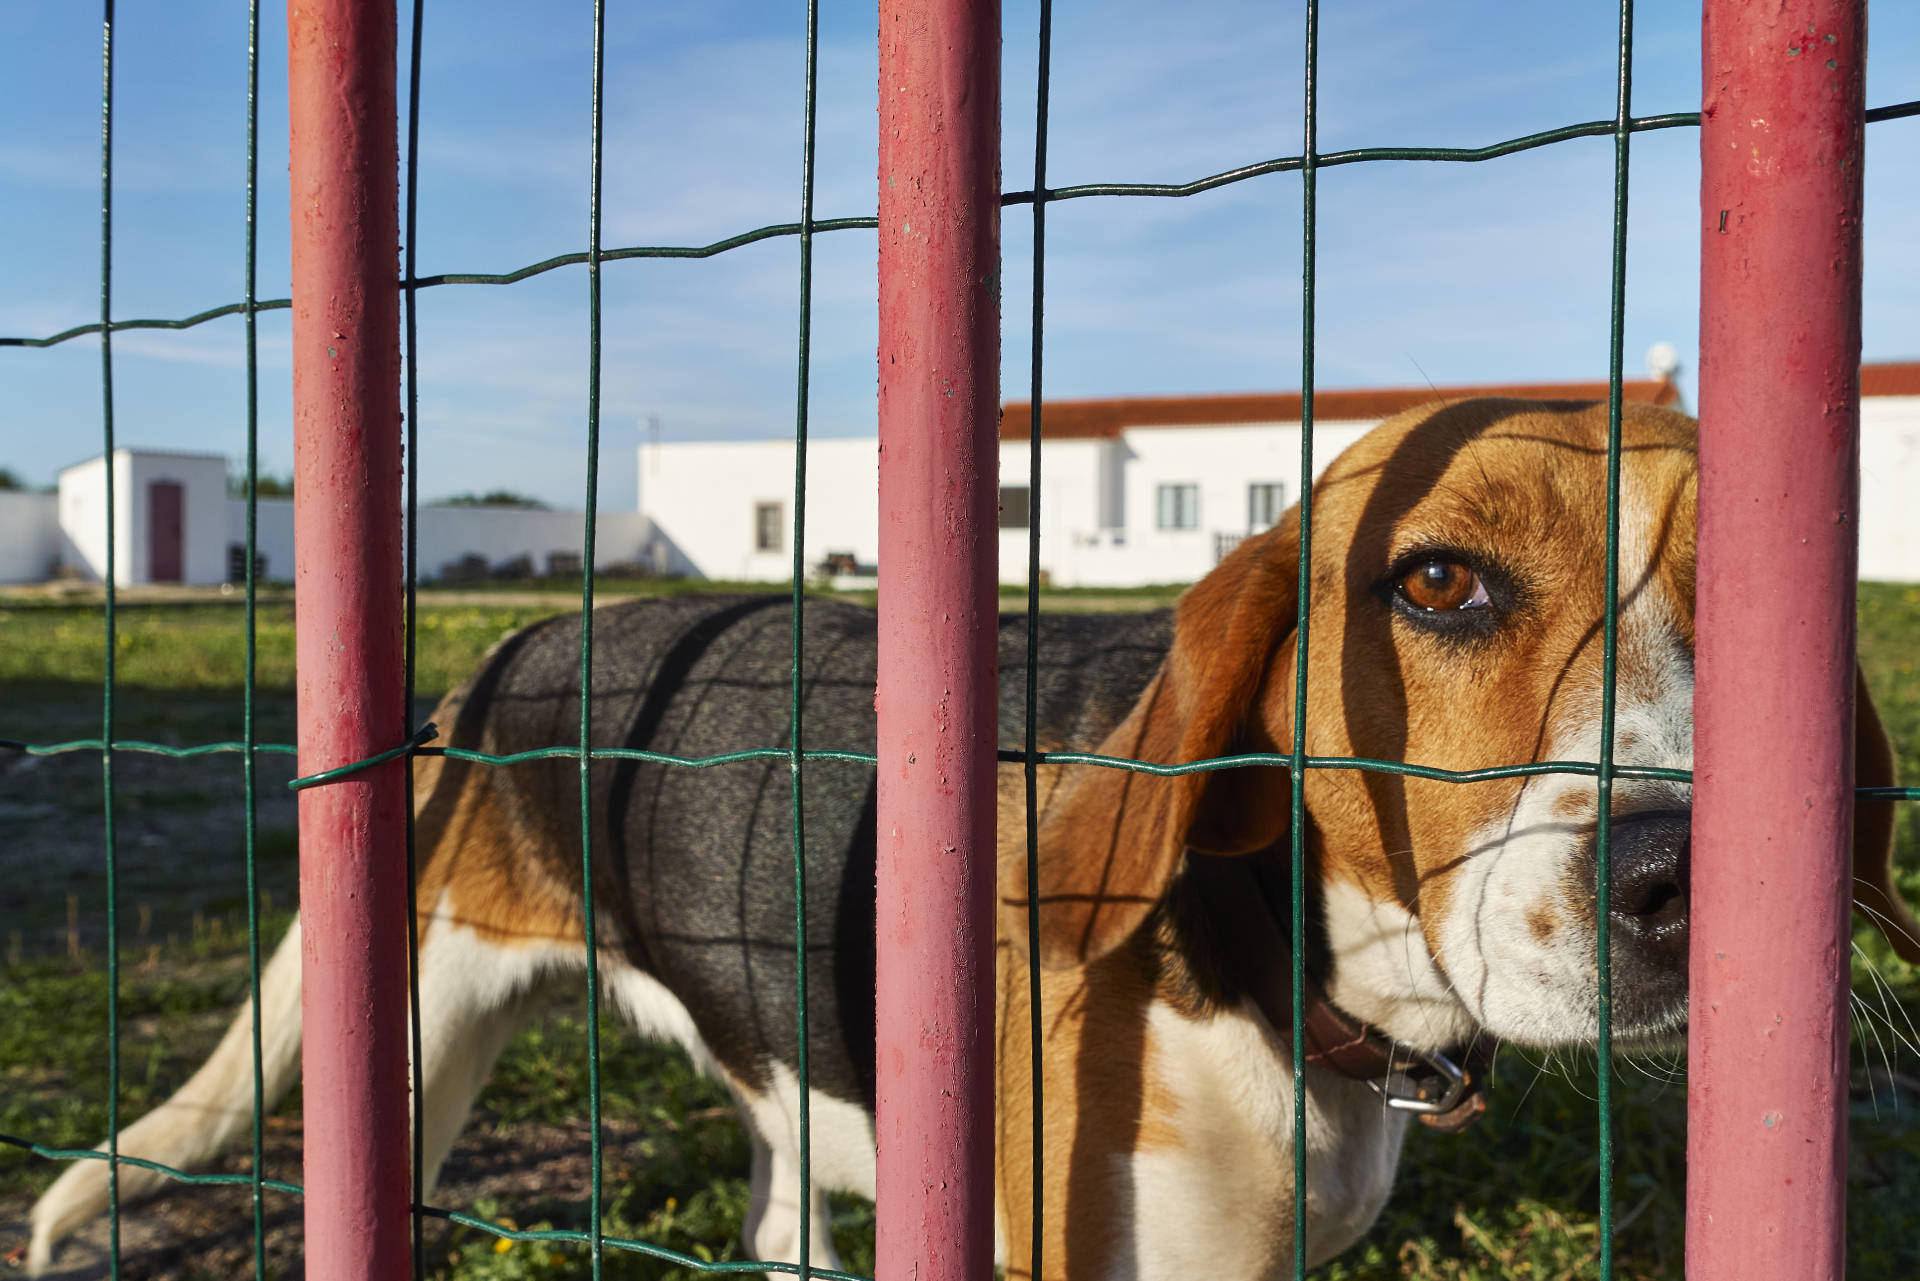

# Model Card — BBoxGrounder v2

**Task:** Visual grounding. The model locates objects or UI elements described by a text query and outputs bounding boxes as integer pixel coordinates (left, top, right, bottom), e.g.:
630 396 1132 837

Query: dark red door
149 480 184 582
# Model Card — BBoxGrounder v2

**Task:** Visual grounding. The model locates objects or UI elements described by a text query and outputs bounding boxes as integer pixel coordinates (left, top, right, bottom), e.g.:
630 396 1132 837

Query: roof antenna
1646 341 1681 384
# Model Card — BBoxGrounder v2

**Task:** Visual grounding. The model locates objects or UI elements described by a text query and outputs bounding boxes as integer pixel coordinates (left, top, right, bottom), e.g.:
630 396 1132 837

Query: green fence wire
4 3 1920 1281
241 0 268 1273
96 5 121 1271
580 1 610 1273
1290 5 1320 1271
404 0 429 1266
791 2 824 1274
1592 8 1638 1272
1022 4 1053 1277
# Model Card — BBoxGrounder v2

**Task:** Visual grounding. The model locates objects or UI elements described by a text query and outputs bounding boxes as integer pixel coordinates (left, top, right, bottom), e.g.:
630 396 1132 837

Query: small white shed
0 491 60 583
58 449 230 588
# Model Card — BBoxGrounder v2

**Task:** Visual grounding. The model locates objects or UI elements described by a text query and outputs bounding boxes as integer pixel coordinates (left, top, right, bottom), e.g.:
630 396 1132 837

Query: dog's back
442 593 1172 1109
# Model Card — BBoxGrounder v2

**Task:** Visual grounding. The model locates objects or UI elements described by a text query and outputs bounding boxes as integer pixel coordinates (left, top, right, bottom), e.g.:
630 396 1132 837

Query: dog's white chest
1121 999 1406 1280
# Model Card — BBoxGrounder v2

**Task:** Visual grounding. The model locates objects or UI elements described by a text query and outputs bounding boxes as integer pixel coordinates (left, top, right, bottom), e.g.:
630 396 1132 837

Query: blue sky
2 1 1916 512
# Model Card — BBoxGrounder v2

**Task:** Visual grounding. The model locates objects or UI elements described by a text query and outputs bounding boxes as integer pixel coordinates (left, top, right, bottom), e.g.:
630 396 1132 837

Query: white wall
226 497 297 582
0 491 60 583
1097 419 1376 586
1860 396 1920 584
995 437 1113 587
57 455 114 584
413 506 654 579
641 437 881 582
637 418 1468 588
217 498 651 584
643 435 1132 587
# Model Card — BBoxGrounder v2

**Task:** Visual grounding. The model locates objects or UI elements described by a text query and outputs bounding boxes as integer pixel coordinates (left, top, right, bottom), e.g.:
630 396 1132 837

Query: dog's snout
1601 810 1690 973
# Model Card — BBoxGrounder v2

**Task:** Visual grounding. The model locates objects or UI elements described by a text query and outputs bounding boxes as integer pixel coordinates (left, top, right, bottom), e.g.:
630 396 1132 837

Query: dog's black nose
1604 810 1690 967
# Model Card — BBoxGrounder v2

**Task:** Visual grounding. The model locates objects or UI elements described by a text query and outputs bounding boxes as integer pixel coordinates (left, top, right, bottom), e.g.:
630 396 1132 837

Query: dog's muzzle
1595 808 1691 1029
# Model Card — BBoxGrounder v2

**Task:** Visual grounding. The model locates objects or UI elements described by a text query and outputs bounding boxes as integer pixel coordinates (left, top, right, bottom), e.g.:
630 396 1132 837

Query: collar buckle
1375 1046 1469 1116
1300 997 1491 1131
1376 1043 1491 1132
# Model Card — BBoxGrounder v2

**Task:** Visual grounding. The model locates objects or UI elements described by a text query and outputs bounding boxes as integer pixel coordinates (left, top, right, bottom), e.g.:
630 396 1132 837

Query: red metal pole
1690 3 1865 1277
876 0 1001 1276
288 2 409 1279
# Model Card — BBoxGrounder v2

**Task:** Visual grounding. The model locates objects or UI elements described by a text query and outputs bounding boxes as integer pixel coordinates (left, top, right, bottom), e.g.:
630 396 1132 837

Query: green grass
1861 582 1920 887
0 598 551 725
0 917 301 1197
1 582 1915 1277
430 1013 877 1281
0 584 1183 747
0 926 864 1278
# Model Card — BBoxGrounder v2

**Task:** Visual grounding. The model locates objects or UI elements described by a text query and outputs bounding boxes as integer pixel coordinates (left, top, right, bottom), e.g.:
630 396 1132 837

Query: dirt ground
0 707 763 1280
0 744 302 963
0 1116 648 1280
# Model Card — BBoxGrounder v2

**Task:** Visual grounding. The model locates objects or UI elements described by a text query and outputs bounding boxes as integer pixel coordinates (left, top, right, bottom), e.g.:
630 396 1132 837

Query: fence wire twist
2 3 1917 1281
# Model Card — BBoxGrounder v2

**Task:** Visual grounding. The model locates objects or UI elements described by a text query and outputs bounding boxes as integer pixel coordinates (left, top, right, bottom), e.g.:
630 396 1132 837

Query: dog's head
1027 397 1916 1053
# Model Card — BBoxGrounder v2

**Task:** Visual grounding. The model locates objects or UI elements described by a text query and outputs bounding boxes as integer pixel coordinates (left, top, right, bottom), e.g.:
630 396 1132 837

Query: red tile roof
1000 378 1681 443
1862 361 1920 397
999 361 1918 442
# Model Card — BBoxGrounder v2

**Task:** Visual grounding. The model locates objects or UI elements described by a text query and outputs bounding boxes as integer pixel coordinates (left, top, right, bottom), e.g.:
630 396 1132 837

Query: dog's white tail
26 915 305 1276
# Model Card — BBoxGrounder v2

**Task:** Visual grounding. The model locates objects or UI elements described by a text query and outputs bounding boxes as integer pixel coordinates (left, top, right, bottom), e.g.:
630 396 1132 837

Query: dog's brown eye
1398 559 1489 612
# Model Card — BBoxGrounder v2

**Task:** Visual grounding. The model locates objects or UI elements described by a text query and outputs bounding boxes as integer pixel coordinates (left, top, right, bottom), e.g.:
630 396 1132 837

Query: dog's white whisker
1849 940 1920 1063
1507 1048 1554 1114
1848 995 1891 1120
1853 893 1920 970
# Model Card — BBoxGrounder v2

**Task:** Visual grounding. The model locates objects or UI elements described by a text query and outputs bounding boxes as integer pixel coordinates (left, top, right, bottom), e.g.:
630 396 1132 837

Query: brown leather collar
1183 847 1494 1132
1300 987 1495 1132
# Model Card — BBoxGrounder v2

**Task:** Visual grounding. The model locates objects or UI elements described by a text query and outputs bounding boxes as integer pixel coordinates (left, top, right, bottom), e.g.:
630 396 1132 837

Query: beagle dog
28 398 1919 1278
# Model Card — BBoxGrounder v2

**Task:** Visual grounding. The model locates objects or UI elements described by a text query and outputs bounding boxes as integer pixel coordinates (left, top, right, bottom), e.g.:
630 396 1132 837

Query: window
755 501 783 552
998 485 1031 529
1155 483 1199 531
1247 482 1286 533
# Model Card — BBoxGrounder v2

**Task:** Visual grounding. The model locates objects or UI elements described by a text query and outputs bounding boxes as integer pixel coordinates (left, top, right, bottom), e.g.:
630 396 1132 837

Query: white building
642 364 1920 588
7 364 1915 589
5 448 655 588
1860 366 1920 583
59 450 232 588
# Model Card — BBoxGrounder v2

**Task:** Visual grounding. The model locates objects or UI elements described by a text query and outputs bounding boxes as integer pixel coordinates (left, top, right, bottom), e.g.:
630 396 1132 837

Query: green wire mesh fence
3 1 1918 1280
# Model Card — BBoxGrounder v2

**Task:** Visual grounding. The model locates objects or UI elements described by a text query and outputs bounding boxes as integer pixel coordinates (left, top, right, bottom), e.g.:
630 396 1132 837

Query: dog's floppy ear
1854 667 1920 965
1024 515 1301 969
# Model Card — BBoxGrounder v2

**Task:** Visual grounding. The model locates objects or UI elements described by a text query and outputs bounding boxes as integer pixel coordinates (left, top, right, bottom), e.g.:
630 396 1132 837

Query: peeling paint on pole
1690 3 1864 1278
875 1 1001 1277
288 1 409 1277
